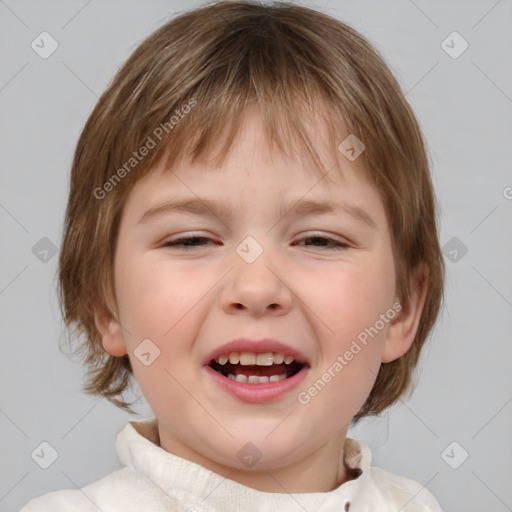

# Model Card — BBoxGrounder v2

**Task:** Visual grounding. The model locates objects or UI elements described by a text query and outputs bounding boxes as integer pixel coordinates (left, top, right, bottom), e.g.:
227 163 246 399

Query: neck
158 425 349 494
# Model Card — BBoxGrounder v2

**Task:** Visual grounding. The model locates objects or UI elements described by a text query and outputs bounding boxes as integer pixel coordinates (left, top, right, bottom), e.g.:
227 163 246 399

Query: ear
94 301 128 357
381 265 429 363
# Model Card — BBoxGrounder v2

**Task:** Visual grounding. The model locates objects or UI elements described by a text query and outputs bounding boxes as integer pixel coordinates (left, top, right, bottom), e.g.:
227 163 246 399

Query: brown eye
295 235 349 250
164 236 213 248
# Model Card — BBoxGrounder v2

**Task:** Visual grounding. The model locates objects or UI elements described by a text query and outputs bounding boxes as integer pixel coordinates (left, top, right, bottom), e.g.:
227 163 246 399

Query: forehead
168 102 362 183
147 104 364 187
119 107 387 233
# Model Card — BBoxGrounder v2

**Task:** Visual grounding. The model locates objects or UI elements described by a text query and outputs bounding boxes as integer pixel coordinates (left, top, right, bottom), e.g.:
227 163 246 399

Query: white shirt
21 418 443 511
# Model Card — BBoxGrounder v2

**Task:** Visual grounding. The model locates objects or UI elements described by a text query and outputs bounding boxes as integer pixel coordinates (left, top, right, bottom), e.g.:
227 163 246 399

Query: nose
220 246 293 317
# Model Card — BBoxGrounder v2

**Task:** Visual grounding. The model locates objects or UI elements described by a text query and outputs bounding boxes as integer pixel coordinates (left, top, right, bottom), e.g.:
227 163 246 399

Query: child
22 1 445 510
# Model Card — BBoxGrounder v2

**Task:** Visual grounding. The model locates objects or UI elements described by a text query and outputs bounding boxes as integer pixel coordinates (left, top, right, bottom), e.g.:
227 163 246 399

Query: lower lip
204 365 308 403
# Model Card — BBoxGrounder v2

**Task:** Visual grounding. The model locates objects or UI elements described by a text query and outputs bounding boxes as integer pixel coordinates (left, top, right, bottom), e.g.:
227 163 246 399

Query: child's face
99 106 419 489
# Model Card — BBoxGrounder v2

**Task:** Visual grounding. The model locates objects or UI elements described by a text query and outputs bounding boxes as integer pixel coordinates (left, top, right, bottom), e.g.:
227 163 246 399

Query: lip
202 338 309 366
203 337 310 403
204 363 309 403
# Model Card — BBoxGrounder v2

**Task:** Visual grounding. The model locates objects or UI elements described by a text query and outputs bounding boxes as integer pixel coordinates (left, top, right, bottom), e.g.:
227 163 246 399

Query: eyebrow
138 197 376 229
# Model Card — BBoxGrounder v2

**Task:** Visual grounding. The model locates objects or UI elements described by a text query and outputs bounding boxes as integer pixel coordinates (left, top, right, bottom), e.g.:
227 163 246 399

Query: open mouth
208 352 306 384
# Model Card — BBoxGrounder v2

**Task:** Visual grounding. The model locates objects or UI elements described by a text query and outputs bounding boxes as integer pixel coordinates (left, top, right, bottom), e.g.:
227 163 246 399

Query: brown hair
58 0 444 420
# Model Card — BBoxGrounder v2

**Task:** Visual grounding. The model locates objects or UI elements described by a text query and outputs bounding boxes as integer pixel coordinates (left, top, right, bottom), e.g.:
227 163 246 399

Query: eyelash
163 234 349 251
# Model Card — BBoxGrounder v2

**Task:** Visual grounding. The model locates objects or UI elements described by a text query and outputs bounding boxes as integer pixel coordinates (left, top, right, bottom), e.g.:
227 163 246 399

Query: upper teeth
215 352 295 365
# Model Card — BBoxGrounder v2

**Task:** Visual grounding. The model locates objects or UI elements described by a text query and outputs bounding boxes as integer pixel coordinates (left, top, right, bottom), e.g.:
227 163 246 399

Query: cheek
309 258 394 334
302 268 390 414
302 262 395 410
116 254 189 323
115 254 211 362
115 256 205 403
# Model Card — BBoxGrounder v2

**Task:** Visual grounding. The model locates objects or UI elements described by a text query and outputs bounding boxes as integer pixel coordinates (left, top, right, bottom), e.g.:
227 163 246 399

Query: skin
95 106 427 494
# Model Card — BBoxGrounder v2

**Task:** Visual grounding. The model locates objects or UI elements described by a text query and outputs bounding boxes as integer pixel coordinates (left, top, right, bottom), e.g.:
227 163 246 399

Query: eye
162 234 350 251
163 236 215 249
294 234 349 250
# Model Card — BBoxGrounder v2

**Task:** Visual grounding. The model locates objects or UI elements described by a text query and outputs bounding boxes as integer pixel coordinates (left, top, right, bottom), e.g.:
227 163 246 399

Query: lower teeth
227 373 288 383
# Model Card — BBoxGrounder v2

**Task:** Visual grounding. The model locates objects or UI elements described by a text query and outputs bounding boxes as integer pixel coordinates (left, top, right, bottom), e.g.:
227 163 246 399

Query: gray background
1 0 511 510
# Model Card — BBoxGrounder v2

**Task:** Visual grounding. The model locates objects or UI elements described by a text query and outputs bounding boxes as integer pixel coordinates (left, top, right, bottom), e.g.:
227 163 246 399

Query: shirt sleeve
19 489 99 512
370 467 444 511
